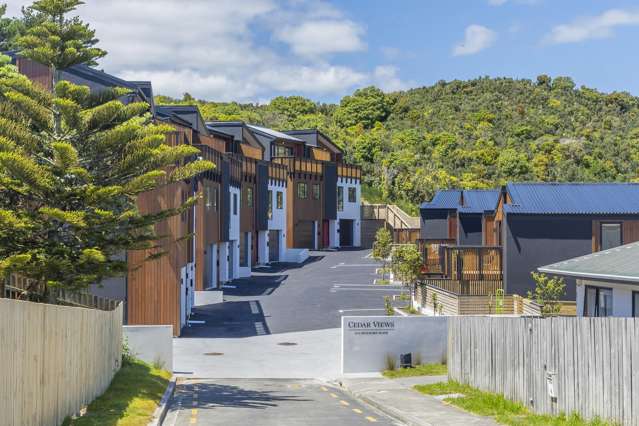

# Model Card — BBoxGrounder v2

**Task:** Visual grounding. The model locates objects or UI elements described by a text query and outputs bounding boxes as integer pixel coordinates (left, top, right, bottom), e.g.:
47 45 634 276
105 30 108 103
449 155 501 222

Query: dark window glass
297 182 308 199
337 186 344 212
634 292 639 317
584 286 613 317
348 187 356 203
601 223 622 250
267 190 273 219
233 193 238 215
276 191 283 209
273 144 293 157
313 184 320 200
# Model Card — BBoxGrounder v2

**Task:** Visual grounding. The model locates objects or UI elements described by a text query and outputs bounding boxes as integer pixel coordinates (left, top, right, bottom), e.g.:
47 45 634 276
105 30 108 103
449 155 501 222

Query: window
337 186 344 212
348 187 356 203
633 292 639 317
584 286 613 317
313 184 320 200
273 144 293 157
246 187 253 208
233 193 238 215
267 190 273 220
297 182 308 199
276 191 283 209
601 223 622 250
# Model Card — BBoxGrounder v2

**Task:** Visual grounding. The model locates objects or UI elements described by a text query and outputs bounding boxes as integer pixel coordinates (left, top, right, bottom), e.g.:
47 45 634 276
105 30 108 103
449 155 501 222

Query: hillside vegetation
159 76 639 212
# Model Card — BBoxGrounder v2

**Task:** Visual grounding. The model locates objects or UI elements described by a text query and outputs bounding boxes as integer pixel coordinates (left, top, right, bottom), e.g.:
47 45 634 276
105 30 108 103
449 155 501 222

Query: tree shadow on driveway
173 382 311 411
181 300 272 338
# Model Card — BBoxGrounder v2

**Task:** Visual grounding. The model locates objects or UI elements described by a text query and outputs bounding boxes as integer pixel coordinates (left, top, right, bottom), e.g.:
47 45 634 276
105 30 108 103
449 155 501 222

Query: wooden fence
448 316 639 425
0 298 123 426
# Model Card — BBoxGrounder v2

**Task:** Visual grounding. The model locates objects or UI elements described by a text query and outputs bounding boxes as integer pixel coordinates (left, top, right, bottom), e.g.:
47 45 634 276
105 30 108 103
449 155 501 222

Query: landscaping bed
383 363 447 378
415 381 614 426
63 359 171 425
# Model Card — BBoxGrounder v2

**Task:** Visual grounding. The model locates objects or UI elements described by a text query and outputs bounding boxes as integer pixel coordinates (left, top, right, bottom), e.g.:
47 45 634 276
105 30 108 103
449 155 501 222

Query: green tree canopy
0 0 214 297
333 86 390 128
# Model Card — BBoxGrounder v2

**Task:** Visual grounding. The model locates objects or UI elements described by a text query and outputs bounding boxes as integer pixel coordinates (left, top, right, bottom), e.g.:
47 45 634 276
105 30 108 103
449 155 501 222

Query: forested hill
157 75 639 215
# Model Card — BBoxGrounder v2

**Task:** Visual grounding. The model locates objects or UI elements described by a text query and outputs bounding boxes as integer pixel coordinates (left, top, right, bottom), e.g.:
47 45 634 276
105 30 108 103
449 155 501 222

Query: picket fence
448 316 639 425
0 298 123 426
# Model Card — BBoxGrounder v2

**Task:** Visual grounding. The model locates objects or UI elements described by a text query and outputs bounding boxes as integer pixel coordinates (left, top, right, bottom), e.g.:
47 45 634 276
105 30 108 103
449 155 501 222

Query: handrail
361 203 419 230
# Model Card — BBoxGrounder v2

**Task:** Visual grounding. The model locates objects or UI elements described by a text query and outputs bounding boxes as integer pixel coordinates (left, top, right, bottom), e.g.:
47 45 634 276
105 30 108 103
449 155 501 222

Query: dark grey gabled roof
248 125 304 143
538 242 639 283
284 129 342 153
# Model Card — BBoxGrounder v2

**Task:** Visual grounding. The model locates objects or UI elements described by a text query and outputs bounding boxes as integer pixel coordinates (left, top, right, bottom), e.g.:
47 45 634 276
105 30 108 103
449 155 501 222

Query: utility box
400 353 412 368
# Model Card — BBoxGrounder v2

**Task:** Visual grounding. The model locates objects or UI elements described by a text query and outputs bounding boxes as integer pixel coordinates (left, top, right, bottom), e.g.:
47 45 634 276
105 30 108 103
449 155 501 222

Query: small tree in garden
372 227 392 281
528 272 566 316
0 0 214 299
391 244 422 310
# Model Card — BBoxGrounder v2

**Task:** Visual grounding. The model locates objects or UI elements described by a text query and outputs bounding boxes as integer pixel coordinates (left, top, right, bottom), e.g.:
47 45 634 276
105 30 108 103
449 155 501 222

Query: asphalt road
182 248 399 337
165 378 399 426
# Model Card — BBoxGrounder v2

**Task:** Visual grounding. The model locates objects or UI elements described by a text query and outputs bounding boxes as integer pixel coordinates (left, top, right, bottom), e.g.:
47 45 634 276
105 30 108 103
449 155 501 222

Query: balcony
418 240 503 295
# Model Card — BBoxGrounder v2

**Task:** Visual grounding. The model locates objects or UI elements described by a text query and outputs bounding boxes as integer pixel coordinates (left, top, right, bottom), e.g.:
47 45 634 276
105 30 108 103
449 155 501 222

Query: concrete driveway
173 248 401 379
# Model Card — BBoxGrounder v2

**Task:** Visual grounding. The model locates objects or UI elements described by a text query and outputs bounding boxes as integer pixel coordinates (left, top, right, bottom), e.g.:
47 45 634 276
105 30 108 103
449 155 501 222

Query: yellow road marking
320 386 328 391
329 393 338 398
340 400 350 406
191 409 198 416
352 408 363 414
189 418 197 424
366 416 377 422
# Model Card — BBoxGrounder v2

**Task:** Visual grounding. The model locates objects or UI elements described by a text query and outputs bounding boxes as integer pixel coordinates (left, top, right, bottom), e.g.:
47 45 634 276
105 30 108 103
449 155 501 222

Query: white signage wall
341 315 448 375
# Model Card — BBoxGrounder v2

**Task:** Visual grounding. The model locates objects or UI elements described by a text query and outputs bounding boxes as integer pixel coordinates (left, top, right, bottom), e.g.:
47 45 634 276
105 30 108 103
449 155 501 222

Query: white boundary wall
341 315 448 375
0 299 122 426
337 177 361 247
123 325 173 372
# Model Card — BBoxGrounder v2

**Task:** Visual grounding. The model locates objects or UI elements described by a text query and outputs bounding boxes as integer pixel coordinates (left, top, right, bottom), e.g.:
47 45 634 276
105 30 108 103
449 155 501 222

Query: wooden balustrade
421 277 503 296
272 157 323 175
337 162 361 179
268 162 288 182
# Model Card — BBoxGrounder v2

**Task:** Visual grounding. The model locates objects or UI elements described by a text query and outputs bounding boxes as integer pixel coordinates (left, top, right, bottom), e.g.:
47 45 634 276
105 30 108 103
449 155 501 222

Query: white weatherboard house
538 241 639 317
333 176 361 248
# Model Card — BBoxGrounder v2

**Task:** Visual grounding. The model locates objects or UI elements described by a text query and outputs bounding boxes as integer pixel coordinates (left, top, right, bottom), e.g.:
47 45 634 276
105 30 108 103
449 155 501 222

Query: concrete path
164 378 401 426
173 328 341 379
340 376 499 426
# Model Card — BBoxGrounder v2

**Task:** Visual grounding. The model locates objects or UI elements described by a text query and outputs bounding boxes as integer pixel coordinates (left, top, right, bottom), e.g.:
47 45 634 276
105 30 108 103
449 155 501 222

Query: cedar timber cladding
193 143 224 291
127 128 193 336
274 157 325 248
15 57 53 91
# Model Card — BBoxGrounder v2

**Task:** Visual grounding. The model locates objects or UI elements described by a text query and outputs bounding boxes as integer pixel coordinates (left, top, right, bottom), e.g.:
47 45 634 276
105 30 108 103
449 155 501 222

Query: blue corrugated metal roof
459 190 500 214
420 190 461 210
505 183 639 215
420 189 499 213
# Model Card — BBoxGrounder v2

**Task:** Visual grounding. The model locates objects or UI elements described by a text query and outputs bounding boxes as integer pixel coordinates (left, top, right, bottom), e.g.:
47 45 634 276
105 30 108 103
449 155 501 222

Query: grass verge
376 279 391 285
63 359 171 426
383 363 447 378
414 381 615 426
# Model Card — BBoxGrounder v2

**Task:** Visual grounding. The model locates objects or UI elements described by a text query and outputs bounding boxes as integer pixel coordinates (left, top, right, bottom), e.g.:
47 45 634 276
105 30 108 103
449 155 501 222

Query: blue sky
6 0 639 103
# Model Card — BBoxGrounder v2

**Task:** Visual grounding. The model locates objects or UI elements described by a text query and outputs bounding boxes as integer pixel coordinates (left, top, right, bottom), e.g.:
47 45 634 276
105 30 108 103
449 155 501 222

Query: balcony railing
417 240 503 295
272 157 323 175
337 163 361 179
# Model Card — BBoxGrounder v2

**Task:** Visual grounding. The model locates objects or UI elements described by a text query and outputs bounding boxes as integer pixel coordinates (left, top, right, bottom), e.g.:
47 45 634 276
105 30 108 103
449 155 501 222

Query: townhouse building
10 55 362 335
419 183 639 301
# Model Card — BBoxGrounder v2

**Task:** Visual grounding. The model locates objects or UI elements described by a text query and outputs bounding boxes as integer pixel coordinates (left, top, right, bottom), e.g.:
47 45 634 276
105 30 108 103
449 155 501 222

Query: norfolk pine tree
0 0 214 299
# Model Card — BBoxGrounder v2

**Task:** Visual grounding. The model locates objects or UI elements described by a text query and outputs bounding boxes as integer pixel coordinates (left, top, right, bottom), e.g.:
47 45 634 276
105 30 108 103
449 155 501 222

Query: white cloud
452 25 497 56
546 9 639 44
372 65 411 92
2 0 388 101
274 19 365 56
